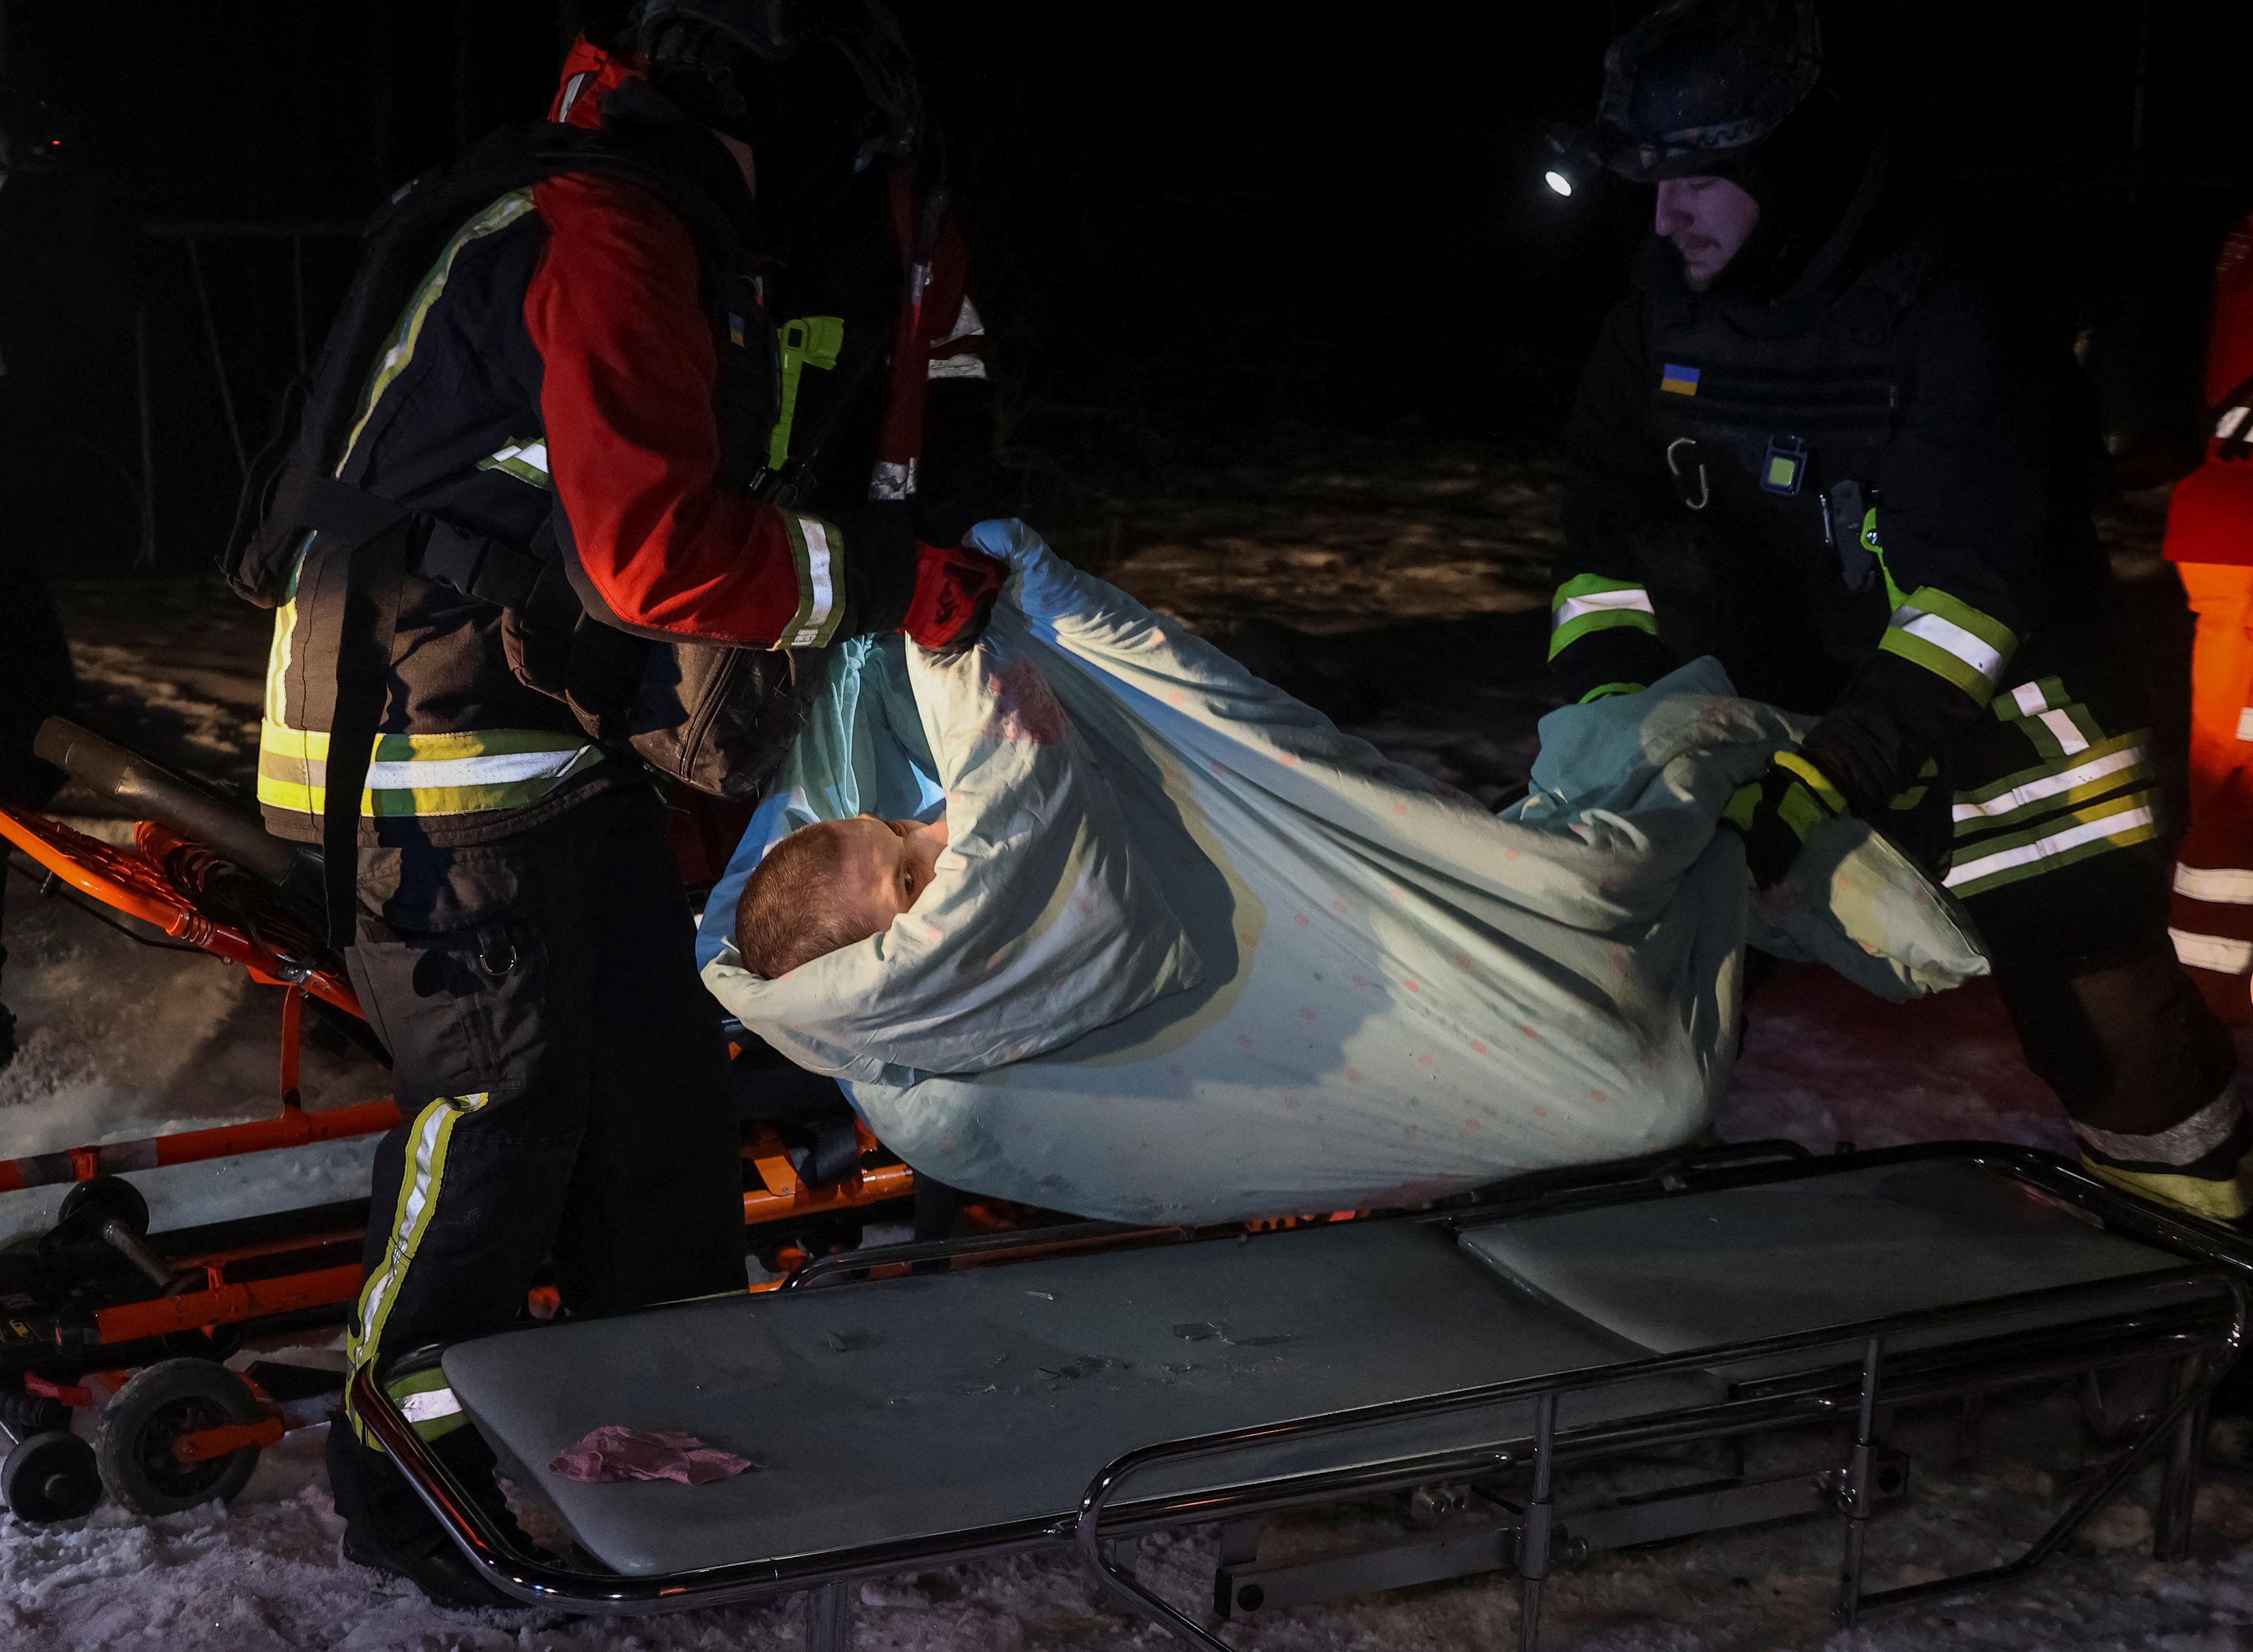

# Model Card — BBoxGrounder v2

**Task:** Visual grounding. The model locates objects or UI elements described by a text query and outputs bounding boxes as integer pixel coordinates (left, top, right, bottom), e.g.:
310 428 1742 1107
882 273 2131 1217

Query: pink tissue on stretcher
547 1426 755 1486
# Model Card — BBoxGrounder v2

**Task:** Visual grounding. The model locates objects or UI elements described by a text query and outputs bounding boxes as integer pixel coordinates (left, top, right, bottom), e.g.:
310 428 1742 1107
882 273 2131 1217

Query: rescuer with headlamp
1548 0 2244 1221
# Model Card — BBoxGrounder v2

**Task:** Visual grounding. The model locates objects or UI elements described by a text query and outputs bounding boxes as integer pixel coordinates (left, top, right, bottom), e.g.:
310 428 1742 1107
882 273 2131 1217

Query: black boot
328 1423 530 1612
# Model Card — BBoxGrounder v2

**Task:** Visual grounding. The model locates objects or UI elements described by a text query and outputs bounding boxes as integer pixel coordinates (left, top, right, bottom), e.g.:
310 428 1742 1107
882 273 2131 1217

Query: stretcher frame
352 1140 2251 1650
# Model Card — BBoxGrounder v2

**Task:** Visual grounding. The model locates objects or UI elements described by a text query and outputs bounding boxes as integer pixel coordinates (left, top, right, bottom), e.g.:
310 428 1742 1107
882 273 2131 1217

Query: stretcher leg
2153 1354 2209 1563
805 1580 850 1652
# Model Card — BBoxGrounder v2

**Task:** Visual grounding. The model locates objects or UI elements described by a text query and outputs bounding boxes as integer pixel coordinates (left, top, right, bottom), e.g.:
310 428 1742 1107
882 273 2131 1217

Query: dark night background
1 0 2249 574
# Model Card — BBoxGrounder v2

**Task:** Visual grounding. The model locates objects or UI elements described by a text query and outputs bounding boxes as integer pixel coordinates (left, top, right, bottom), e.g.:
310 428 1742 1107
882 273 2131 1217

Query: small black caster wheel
2 1429 102 1522
55 1175 151 1242
96 1359 264 1515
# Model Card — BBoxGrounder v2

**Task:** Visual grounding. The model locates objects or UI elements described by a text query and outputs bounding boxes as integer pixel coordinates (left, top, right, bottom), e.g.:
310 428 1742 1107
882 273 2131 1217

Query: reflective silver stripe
1552 588 1657 630
2221 406 2251 442
2175 864 2253 905
363 744 593 791
2010 680 2052 717
933 295 984 347
2074 1079 2244 1166
788 516 837 647
557 70 593 123
2036 709 2088 756
869 457 918 501
1891 605 2007 687
927 354 988 380
1943 801 2157 890
2238 706 2253 743
400 1387 464 1425
495 439 547 473
2173 928 2253 974
1951 743 2146 823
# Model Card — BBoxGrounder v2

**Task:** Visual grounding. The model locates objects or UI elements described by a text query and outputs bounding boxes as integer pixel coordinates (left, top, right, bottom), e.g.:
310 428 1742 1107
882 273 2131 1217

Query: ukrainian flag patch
1659 363 1700 396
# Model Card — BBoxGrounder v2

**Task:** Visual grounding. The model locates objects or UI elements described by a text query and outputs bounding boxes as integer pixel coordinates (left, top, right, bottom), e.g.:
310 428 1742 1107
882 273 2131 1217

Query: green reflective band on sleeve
1877 586 2018 702
1773 751 1845 816
1942 787 2160 899
778 511 845 649
1549 574 1658 660
1721 780 1760 832
256 721 601 818
1951 731 2152 835
1577 681 1646 704
1886 757 1941 811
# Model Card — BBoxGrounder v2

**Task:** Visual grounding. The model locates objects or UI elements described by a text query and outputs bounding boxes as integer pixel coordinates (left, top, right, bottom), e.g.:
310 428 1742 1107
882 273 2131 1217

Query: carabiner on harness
1665 437 1709 511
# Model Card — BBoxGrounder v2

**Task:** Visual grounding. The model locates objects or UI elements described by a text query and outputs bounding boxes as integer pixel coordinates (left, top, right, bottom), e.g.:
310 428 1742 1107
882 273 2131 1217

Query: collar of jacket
594 78 760 260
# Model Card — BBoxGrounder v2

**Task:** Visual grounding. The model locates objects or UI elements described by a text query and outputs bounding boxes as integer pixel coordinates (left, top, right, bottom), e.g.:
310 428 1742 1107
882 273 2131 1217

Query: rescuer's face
831 814 951 940
1654 176 1760 291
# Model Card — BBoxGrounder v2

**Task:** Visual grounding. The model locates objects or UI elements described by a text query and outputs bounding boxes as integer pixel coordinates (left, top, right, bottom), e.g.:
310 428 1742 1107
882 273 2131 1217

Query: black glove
1721 751 1848 890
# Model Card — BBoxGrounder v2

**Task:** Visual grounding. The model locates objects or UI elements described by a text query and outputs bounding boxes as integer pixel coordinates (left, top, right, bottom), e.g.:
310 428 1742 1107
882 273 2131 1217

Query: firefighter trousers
334 782 744 1458
2167 560 2253 1022
1888 658 2247 1219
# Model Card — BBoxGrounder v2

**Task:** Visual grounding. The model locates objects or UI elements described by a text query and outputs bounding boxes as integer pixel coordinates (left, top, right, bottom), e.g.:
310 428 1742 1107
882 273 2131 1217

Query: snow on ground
5 460 2242 1648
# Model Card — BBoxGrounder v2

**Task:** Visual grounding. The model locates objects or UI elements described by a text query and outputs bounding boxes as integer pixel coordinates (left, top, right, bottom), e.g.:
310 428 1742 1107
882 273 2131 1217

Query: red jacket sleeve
524 173 843 648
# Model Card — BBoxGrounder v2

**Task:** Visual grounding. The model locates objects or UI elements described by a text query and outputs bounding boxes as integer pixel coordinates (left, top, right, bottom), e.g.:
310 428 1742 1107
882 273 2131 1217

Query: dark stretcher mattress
442 1159 2195 1577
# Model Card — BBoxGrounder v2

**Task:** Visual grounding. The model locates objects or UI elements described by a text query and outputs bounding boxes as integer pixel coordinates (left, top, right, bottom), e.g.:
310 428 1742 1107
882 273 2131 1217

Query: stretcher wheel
55 1175 151 1242
95 1359 262 1515
2 1429 102 1522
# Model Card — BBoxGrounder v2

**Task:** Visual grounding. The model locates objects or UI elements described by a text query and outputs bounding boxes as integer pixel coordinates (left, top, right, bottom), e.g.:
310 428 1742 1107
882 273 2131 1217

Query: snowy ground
2 453 2238 1649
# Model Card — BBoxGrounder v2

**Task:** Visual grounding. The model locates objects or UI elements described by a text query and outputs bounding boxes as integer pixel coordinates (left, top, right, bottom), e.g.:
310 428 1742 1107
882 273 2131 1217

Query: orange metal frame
0 800 921 1354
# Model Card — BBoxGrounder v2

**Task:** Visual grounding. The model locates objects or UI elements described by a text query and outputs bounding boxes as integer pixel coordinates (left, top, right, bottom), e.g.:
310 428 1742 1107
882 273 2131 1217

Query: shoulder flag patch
1659 363 1700 396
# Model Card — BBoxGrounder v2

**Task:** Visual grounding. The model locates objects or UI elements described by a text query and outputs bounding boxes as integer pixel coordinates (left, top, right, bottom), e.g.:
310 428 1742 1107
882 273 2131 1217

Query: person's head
1654 175 1761 291
1589 0 1871 297
632 0 921 210
733 813 950 977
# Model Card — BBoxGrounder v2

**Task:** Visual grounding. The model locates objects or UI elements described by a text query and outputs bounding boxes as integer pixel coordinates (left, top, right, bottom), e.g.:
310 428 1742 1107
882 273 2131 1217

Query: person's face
831 815 950 942
1654 175 1760 291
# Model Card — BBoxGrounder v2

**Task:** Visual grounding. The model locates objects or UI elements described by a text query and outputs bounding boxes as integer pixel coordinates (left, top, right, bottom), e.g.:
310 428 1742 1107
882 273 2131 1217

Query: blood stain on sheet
1351 974 1367 987
1299 1006 1316 1020
1280 751 1299 766
1237 1032 1254 1049
1403 979 1421 993
1533 1105 1549 1118
1590 1087 1607 1101
1332 898 1348 913
1167 689 1187 706
1505 848 1521 860
1417 1054 1433 1068
1393 803 1409 816
1465 1118 1483 1132
1346 1067 1364 1083
981 657 1071 743
1211 759 1228 776
1453 953 1473 970
1294 912 1309 927
1167 1063 1185 1079
1521 1025 1538 1038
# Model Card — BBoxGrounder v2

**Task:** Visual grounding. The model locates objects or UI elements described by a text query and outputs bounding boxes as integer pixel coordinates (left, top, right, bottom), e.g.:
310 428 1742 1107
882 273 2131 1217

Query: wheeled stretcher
356 1141 2250 1648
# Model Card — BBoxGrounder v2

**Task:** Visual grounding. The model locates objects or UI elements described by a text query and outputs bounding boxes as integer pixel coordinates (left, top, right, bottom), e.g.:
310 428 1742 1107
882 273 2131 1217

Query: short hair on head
733 820 877 978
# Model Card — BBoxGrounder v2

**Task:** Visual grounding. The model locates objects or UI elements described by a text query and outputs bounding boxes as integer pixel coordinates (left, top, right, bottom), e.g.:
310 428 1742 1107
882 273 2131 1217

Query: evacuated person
2159 210 2253 1022
1548 0 2243 1218
230 0 1004 1606
734 811 949 976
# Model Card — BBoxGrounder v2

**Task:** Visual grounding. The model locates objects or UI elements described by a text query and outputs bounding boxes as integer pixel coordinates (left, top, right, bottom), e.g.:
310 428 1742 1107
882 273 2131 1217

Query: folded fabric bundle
547 1425 756 1486
699 520 1984 1225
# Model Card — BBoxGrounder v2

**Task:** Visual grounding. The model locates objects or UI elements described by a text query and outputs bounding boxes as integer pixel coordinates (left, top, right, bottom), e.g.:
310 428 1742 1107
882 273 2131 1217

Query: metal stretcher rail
348 1142 2253 1643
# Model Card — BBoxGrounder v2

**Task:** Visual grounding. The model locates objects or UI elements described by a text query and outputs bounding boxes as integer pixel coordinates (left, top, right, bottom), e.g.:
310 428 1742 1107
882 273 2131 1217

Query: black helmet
1594 0 1820 183
634 0 922 163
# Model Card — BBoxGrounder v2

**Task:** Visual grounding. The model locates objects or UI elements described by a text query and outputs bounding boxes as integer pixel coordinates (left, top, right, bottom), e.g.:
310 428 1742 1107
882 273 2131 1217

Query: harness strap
322 529 407 949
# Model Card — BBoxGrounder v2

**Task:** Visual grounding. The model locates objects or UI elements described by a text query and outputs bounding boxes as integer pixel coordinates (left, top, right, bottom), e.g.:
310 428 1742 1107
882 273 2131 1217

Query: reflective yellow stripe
780 511 845 648
384 1366 471 1442
345 1093 489 1444
2081 1153 2253 1223
1773 751 1845 815
1549 575 1659 659
1942 788 2159 898
256 719 601 818
340 191 537 464
1950 732 2152 833
1878 586 2018 702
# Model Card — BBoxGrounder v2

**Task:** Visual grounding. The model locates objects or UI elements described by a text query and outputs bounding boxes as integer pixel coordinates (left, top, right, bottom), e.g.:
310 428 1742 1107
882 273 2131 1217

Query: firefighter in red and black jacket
1552 0 2242 1220
244 2 1008 1604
